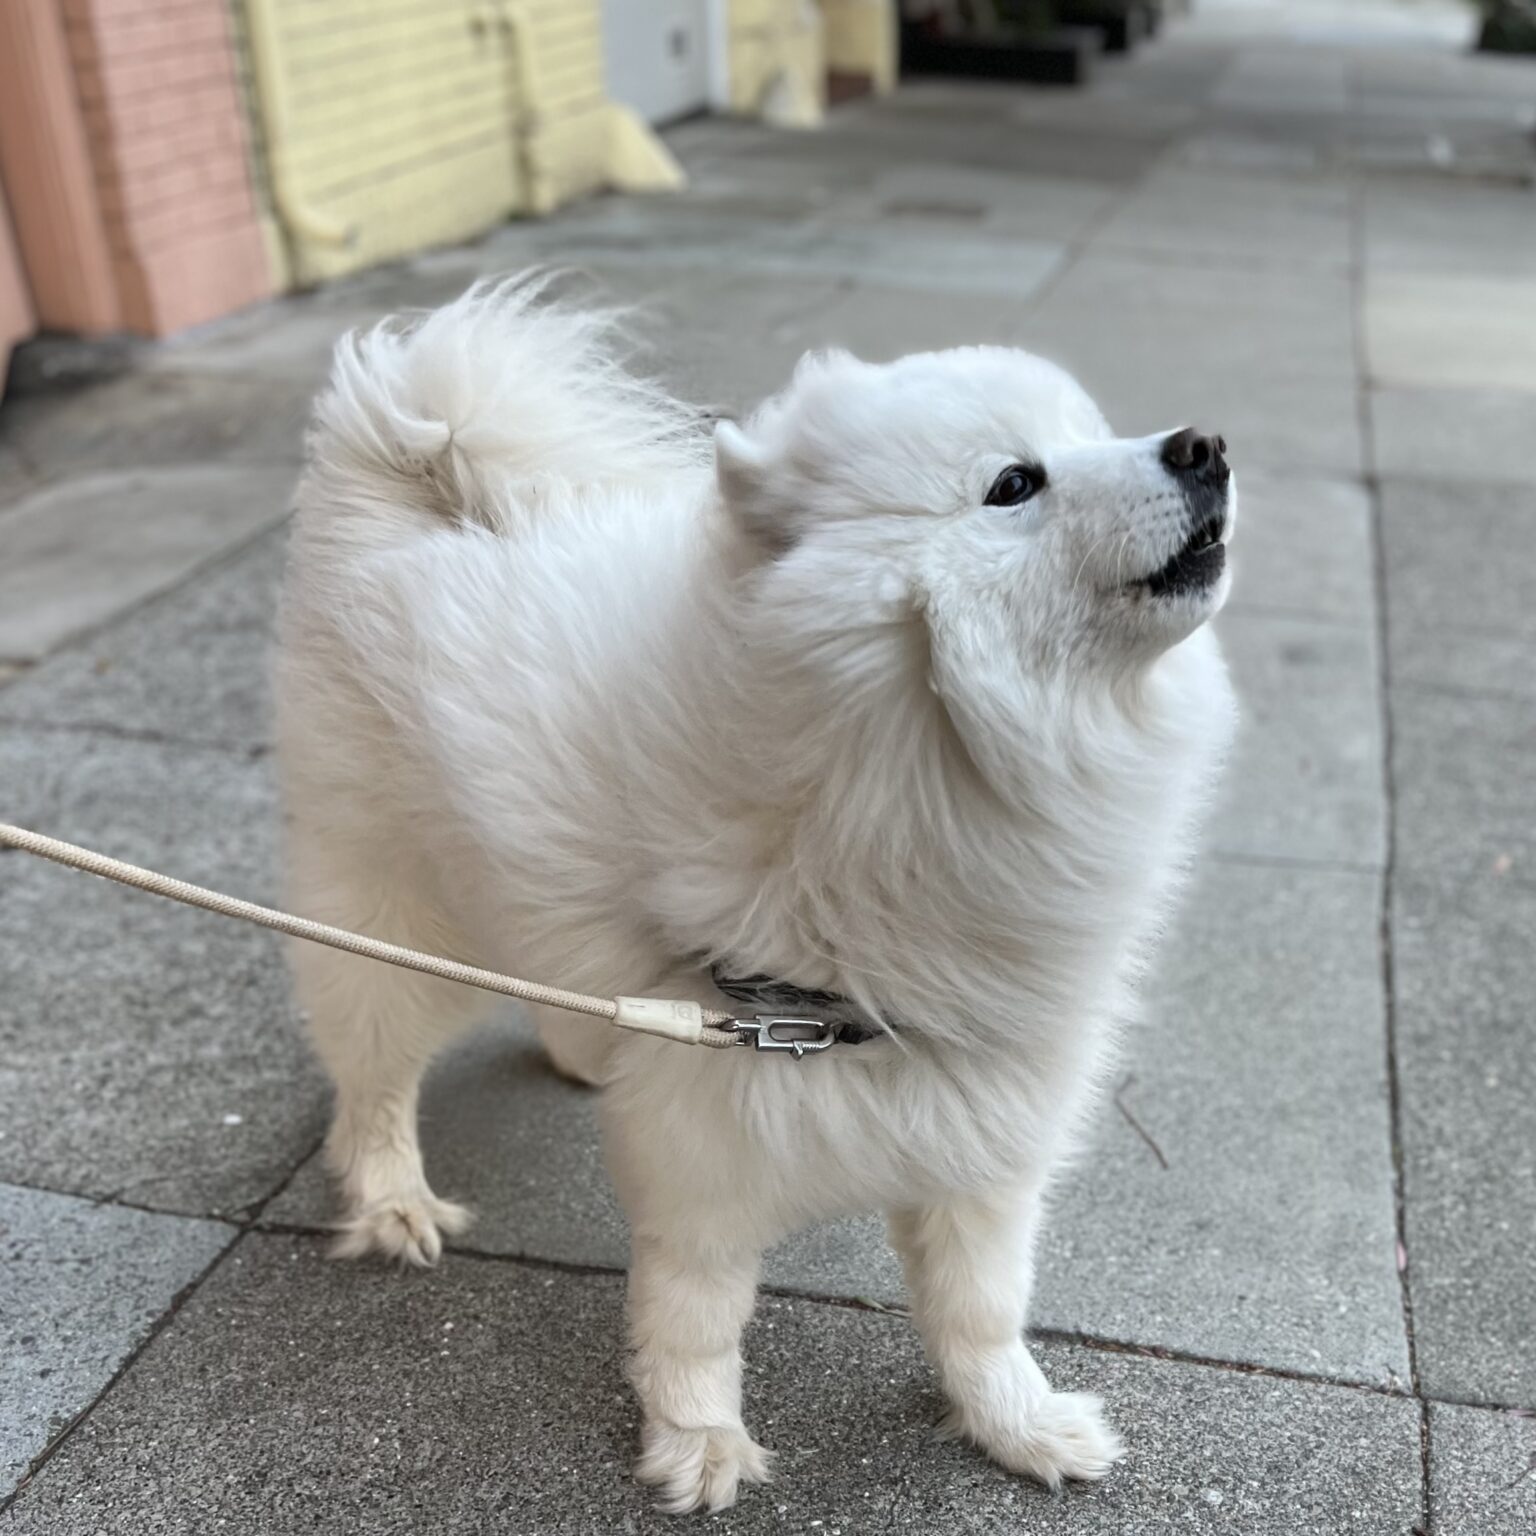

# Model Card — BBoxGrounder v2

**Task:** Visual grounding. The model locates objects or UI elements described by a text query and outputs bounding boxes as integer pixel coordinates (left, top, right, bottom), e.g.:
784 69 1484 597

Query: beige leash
0 822 759 1051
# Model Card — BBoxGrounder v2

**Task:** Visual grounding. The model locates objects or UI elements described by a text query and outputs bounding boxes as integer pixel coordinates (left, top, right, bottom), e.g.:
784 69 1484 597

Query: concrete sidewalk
3 3 1534 1531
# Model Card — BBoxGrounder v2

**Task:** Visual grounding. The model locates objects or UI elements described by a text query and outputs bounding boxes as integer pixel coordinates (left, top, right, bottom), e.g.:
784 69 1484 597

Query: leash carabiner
724 1014 841 1058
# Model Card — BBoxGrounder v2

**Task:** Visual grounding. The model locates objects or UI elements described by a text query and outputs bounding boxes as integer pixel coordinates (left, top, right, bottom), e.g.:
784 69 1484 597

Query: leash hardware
726 1013 840 1058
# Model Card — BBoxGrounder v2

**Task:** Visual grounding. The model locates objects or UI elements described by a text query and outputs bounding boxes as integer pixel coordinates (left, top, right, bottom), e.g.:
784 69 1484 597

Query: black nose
1161 428 1230 487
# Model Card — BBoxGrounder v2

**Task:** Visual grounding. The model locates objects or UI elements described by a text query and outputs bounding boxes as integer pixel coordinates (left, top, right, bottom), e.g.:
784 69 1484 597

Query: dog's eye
984 464 1045 508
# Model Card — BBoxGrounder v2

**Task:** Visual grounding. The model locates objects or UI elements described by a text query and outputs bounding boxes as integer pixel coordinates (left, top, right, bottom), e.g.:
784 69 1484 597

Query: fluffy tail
302 274 710 546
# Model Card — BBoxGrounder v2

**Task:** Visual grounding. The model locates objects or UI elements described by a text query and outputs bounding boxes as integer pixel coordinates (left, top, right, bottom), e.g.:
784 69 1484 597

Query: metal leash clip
725 1014 841 1058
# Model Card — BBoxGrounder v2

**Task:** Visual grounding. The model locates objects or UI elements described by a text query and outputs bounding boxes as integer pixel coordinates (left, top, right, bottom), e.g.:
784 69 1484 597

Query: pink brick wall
1 192 36 380
60 0 272 335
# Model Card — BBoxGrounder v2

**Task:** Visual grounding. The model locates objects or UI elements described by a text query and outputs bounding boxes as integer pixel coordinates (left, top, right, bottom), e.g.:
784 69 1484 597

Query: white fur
276 276 1237 1512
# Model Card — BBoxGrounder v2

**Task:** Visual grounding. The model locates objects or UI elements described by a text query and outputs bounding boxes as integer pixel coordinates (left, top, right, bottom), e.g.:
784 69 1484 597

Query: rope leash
0 822 803 1052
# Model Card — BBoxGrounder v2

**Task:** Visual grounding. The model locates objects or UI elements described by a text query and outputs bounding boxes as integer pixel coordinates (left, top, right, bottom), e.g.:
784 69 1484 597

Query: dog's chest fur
624 628 1234 1217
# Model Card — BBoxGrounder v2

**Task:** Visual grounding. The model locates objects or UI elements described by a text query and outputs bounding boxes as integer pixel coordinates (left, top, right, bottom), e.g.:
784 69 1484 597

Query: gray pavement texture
0 1185 229 1489
4 1235 1426 1536
2 1 1534 1530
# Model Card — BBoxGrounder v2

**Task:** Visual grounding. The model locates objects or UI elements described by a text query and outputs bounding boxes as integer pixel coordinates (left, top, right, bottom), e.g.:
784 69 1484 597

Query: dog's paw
951 1391 1123 1490
635 1422 772 1514
329 1192 472 1267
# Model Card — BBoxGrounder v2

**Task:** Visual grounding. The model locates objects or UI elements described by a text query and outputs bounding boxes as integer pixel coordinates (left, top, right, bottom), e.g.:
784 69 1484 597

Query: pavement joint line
1220 599 1376 631
0 450 302 521
235 1220 1536 1418
1087 238 1354 279
0 715 271 758
0 1234 246 1514
1390 677 1536 707
0 1137 323 1513
1345 84 1432 1535
1014 166 1139 324
1205 848 1383 878
1370 468 1536 498
0 512 291 683
0 1177 246 1228
1215 604 1374 635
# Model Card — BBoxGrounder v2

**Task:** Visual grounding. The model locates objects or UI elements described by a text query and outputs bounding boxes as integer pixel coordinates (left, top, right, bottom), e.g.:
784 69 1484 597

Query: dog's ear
714 420 793 555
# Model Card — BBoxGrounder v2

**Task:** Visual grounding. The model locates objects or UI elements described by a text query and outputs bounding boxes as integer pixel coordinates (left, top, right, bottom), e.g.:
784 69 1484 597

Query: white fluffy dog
277 277 1237 1514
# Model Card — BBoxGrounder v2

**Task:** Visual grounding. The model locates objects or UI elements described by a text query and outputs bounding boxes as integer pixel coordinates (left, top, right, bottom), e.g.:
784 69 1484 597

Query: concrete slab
1347 112 1536 183
148 304 367 387
1175 129 1325 177
0 441 40 513
0 370 311 489
0 1184 230 1493
1093 166 1353 268
1372 387 1536 488
1010 88 1208 137
0 532 283 750
811 105 1175 187
4 1233 1425 1534
690 220 1067 299
1429 1402 1536 1535
1036 858 1407 1387
0 729 327 1216
1209 611 1386 869
1392 879 1536 1409
1381 478 1536 700
1027 249 1359 385
863 164 1116 242
1211 50 1351 115
0 466 295 664
666 140 890 206
1366 273 1536 393
515 198 794 266
1351 38 1536 99
1226 473 1375 623
639 270 852 412
1386 494 1536 1404
805 280 1043 362
1390 686 1536 883
1362 181 1536 279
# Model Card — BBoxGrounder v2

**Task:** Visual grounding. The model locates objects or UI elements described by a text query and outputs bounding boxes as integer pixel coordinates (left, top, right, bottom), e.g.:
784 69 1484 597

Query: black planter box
901 22 1103 87
1054 1 1153 53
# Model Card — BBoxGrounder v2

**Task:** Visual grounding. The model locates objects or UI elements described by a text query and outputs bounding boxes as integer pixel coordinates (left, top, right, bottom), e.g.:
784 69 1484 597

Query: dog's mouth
1137 506 1227 598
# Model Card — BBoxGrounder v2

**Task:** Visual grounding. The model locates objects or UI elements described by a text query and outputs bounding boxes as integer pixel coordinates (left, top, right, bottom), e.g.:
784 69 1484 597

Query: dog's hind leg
889 1186 1124 1488
288 835 492 1266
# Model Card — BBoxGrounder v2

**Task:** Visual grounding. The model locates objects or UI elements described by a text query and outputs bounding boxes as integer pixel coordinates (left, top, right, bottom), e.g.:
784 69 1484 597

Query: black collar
708 966 885 1045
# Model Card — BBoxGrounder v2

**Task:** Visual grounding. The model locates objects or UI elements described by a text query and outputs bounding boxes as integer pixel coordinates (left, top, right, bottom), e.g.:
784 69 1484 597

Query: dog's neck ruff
709 965 886 1046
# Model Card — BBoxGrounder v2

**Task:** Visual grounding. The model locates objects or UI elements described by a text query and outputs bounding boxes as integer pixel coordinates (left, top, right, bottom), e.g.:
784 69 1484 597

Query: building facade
0 0 896 371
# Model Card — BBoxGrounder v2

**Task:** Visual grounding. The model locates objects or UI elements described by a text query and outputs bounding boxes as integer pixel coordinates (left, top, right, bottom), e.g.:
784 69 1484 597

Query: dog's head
716 346 1234 679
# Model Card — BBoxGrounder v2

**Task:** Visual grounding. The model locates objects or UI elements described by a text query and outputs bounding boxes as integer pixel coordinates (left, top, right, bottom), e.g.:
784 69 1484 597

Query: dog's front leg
889 1188 1123 1488
627 1229 771 1513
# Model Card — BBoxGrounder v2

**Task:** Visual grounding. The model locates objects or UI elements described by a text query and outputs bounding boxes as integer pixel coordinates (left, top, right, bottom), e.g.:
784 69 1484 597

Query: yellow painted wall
239 0 678 286
821 0 898 94
725 0 826 126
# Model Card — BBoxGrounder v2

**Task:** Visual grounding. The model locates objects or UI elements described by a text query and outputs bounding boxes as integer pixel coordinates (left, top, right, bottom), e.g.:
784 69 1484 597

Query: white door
602 0 712 124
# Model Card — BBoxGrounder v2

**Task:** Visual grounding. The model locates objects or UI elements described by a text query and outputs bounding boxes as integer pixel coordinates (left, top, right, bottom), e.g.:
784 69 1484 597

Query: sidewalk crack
1346 62 1432 1533
0 1135 324 1514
